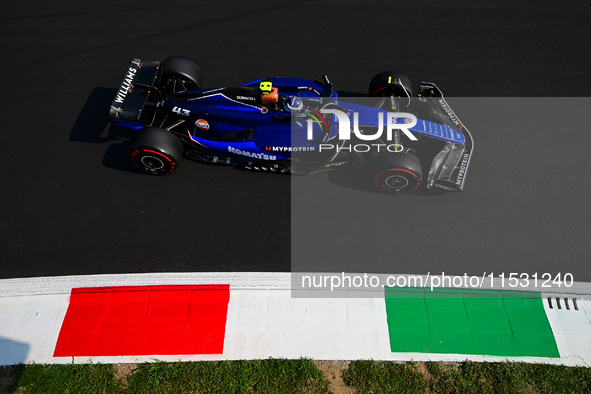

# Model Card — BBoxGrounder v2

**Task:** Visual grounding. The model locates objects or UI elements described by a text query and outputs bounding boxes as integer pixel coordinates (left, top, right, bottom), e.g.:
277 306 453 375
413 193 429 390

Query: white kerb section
1 273 591 366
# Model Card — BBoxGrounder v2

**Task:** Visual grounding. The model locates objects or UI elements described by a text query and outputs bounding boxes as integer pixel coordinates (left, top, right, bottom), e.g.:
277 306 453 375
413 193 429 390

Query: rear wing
109 59 160 126
418 82 474 192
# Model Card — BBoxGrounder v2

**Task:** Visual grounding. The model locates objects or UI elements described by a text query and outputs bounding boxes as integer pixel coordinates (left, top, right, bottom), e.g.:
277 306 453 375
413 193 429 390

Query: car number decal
172 106 190 116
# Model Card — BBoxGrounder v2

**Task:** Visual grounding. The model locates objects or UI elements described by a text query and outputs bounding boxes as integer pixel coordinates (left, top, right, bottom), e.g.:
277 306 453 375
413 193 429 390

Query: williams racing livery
109 56 474 194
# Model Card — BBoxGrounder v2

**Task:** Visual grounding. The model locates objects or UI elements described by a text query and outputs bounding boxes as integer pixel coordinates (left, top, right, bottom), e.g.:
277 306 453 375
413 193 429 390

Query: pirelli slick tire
373 153 422 194
161 56 204 91
130 127 183 175
369 71 413 98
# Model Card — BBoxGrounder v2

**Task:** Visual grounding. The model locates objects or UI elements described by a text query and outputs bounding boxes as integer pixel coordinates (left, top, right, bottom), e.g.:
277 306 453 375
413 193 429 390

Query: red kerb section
54 285 230 357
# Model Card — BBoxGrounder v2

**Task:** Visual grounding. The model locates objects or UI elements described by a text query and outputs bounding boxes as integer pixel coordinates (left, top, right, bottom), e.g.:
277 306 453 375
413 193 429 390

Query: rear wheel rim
140 155 165 170
385 174 409 189
131 149 175 175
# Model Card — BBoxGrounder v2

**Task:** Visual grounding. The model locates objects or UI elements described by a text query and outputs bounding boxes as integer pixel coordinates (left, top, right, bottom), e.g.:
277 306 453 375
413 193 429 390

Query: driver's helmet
284 96 304 113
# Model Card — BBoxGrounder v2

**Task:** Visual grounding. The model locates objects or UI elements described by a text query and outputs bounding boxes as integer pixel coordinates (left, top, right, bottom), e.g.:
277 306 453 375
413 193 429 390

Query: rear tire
373 153 422 194
368 71 413 98
161 56 204 91
130 127 183 175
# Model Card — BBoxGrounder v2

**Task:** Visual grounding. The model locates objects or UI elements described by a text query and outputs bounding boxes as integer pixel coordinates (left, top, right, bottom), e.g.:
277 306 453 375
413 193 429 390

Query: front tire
161 55 204 92
373 153 422 194
130 127 183 175
368 71 413 98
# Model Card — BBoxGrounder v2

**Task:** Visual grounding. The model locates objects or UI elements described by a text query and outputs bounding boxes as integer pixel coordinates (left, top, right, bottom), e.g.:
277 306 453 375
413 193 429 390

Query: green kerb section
384 287 559 358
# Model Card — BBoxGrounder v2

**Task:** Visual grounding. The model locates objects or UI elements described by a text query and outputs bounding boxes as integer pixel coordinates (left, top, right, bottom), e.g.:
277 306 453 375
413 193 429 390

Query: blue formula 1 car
109 56 474 194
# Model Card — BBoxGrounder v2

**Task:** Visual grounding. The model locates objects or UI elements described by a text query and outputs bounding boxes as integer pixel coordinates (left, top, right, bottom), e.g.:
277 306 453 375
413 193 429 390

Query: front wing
418 82 474 192
109 59 160 128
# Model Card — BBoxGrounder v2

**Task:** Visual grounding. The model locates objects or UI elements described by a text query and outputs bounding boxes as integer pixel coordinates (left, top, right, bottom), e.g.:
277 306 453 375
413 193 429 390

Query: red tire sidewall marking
372 86 388 95
131 149 176 175
375 168 420 193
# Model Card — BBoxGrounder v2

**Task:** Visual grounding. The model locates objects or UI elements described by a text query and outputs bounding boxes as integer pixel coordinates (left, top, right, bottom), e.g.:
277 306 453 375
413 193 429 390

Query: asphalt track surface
1 1 590 280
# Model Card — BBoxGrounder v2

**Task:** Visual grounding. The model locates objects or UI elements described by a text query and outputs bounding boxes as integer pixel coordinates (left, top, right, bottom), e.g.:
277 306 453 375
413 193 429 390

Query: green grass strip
3 359 590 394
385 287 560 357
5 362 118 394
125 359 330 394
4 359 330 394
342 360 591 394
